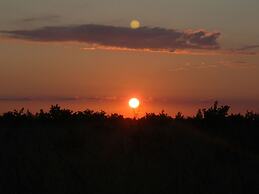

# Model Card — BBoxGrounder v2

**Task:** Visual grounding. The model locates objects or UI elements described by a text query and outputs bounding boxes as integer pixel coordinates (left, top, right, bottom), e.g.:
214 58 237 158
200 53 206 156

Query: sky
0 0 259 116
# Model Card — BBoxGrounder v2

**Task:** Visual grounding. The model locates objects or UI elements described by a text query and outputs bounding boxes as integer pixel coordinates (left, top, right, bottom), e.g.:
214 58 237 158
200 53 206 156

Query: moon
130 20 140 29
129 98 140 109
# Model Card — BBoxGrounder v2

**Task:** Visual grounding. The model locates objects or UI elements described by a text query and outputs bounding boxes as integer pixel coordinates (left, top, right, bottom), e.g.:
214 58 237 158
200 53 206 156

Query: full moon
130 20 140 29
129 98 140 109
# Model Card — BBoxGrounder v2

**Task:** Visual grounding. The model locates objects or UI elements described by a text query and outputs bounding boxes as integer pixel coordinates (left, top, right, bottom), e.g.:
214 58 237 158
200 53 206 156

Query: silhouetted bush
175 112 185 120
0 101 259 194
202 101 230 121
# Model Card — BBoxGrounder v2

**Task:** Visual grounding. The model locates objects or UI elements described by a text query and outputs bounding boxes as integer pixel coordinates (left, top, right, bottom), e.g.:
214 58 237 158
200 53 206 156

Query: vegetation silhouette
0 101 259 194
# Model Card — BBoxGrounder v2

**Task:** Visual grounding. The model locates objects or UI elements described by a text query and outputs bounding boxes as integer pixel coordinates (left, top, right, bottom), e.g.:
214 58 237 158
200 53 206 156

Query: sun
129 98 140 109
130 20 140 29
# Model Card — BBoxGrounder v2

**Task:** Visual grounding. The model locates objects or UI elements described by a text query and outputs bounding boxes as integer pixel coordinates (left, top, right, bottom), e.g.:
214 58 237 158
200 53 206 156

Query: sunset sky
0 0 259 116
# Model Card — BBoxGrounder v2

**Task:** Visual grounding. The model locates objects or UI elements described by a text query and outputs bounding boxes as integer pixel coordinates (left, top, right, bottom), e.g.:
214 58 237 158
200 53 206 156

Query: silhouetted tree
49 104 73 120
195 109 203 120
175 112 184 120
245 111 259 121
202 101 230 121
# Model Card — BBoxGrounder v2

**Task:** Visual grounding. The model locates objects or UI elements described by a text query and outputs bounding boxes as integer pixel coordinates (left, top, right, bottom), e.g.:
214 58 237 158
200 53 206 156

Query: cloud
236 44 259 51
0 96 119 102
172 49 259 56
19 15 60 23
218 60 257 69
1 24 221 52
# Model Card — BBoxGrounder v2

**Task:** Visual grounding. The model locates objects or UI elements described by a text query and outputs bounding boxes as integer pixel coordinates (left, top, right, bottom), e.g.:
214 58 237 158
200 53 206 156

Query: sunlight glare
129 98 140 109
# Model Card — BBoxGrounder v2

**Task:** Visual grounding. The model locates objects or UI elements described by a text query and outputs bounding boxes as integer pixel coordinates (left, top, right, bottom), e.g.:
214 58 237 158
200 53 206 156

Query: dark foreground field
0 102 259 194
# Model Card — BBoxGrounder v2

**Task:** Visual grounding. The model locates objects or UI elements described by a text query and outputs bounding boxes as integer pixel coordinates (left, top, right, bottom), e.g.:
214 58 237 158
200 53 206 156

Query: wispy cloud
19 15 60 23
1 24 221 52
169 49 259 56
0 96 119 102
236 44 259 51
218 60 257 69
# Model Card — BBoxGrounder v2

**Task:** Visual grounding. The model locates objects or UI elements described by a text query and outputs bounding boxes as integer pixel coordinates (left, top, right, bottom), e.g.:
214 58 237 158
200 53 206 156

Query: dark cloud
1 24 221 51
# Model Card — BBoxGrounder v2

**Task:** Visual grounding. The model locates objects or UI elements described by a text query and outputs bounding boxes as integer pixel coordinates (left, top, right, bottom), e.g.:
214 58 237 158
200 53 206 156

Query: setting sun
129 98 140 109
